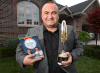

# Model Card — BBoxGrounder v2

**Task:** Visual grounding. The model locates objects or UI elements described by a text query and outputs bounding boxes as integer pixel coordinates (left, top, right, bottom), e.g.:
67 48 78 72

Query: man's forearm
16 43 27 68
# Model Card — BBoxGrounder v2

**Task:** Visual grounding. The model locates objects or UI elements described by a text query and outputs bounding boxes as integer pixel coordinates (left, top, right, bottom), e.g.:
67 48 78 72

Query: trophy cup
58 20 68 65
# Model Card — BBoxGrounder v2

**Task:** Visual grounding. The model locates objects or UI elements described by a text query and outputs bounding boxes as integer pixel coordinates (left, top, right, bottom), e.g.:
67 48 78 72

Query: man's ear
41 14 42 18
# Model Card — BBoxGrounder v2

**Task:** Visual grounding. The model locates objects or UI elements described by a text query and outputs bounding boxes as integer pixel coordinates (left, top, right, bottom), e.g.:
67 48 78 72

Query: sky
55 0 100 7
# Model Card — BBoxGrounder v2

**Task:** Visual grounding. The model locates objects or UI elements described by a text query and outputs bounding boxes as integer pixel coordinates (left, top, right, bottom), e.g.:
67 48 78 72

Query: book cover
20 36 44 59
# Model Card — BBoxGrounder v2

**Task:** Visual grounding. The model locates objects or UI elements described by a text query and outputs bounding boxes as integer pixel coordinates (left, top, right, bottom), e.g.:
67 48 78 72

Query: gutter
69 12 86 16
59 5 72 14
68 12 86 19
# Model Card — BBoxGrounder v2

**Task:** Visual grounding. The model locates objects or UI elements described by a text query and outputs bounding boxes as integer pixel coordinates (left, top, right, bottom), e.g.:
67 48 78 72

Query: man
34 47 44 58
16 1 84 73
27 49 32 55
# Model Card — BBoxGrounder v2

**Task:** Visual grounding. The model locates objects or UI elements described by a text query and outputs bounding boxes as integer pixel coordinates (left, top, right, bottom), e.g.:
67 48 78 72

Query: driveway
87 40 100 45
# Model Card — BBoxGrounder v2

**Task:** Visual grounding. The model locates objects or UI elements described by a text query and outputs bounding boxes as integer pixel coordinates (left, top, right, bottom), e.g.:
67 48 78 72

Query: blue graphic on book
20 36 43 54
25 39 36 49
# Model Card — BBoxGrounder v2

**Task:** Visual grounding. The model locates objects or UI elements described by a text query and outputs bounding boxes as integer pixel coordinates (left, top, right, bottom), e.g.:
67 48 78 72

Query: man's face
35 48 39 51
27 49 31 53
41 3 59 27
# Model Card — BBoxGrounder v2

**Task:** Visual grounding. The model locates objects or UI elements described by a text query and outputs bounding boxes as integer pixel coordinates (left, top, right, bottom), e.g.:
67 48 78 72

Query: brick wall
0 0 17 44
0 0 48 45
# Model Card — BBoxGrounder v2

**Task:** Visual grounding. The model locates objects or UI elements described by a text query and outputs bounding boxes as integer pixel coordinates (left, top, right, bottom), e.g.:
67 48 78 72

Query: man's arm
70 27 84 63
16 43 27 68
16 28 42 68
61 26 84 67
16 28 30 68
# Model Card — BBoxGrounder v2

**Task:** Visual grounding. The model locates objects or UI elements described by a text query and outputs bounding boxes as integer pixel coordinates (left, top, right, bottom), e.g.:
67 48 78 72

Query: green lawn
75 56 100 73
0 57 33 73
0 56 100 73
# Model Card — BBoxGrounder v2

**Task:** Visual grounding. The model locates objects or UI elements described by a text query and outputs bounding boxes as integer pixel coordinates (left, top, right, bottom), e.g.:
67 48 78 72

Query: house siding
0 0 48 45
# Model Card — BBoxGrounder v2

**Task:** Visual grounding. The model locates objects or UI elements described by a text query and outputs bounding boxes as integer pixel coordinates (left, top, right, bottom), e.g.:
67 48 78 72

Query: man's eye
45 12 48 14
52 12 57 14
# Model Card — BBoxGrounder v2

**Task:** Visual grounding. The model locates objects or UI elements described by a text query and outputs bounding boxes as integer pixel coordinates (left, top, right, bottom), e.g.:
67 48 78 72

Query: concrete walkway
87 40 100 45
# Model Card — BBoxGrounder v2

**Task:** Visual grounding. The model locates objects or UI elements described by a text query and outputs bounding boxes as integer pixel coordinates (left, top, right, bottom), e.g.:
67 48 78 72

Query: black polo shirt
43 24 66 73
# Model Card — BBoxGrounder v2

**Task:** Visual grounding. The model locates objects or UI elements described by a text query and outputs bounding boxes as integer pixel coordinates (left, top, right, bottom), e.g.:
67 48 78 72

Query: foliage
78 31 91 42
4 38 20 47
0 45 16 58
83 45 100 60
85 6 100 33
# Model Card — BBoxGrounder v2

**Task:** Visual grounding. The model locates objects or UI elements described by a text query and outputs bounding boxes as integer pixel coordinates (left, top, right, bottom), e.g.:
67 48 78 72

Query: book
19 35 44 59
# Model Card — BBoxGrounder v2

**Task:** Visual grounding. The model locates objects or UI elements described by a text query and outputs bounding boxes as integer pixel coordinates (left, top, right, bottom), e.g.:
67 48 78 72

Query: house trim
68 12 86 16
59 5 72 13
82 0 95 13
18 24 39 27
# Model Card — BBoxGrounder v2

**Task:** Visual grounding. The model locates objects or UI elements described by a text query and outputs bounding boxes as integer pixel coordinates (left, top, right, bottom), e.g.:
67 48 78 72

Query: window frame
17 3 39 27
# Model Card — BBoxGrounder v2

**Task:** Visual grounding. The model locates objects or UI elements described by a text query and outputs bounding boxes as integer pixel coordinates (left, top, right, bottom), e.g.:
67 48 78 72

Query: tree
78 31 91 42
85 6 100 45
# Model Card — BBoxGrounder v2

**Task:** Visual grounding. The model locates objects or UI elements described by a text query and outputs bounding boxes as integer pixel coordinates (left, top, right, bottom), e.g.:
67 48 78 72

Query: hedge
0 45 100 60
4 38 20 47
0 45 16 58
83 45 100 60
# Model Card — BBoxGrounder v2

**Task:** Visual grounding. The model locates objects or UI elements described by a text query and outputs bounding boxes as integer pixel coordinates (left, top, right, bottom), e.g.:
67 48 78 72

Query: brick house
0 0 99 45
58 0 99 35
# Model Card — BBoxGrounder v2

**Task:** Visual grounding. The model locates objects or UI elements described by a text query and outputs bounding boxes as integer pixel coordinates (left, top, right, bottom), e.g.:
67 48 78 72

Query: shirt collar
43 24 59 32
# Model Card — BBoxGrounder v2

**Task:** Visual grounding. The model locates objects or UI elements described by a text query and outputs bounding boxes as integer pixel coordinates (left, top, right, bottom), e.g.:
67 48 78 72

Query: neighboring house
0 0 99 45
69 0 99 35
57 0 99 39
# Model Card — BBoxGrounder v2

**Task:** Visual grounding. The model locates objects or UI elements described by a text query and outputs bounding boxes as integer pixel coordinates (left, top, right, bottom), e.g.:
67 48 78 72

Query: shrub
4 38 20 47
83 45 100 60
0 45 16 58
78 31 91 42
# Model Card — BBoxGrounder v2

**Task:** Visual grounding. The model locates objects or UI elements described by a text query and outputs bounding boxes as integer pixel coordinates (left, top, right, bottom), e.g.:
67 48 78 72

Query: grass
0 57 33 73
0 56 100 73
75 56 100 73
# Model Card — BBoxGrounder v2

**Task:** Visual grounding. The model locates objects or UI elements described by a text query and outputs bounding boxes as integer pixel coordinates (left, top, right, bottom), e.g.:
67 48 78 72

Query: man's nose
48 13 53 19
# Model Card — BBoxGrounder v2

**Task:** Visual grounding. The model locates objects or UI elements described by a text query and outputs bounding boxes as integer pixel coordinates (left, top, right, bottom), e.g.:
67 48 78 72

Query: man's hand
23 54 42 66
61 52 72 67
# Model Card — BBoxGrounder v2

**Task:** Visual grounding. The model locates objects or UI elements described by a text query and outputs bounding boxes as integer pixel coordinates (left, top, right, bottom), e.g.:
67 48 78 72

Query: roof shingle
56 3 64 10
69 0 94 13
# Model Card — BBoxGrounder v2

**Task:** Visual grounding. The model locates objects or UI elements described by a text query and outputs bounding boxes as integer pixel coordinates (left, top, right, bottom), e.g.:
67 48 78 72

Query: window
17 1 39 27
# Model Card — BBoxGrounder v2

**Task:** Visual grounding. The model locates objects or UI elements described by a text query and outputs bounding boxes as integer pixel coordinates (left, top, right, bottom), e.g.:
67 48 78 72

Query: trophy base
58 62 62 65
58 57 68 65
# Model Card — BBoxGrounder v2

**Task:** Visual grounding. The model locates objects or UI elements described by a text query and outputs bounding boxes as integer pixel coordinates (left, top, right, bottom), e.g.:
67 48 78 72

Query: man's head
27 49 31 53
35 47 39 51
41 1 59 28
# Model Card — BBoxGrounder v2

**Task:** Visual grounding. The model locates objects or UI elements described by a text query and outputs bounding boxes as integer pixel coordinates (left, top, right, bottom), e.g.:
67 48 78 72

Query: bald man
16 1 84 73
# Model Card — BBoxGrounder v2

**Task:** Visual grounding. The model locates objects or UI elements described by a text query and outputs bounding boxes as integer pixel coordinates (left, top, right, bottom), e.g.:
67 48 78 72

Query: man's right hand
23 54 42 66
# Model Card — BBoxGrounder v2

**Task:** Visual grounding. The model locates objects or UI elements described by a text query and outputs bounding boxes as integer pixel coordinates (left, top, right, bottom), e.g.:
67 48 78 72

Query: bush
0 45 16 58
78 31 91 42
4 38 20 47
83 45 100 60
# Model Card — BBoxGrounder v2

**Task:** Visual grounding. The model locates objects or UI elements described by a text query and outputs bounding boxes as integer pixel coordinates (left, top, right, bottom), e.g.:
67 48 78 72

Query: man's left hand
61 52 72 67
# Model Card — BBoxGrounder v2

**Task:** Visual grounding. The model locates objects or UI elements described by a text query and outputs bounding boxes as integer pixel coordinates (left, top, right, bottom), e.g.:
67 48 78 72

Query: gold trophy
58 20 68 65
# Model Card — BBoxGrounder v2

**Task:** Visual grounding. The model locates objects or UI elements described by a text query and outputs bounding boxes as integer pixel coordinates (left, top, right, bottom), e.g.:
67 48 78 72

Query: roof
69 0 95 13
56 3 64 10
52 0 65 10
56 3 72 14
